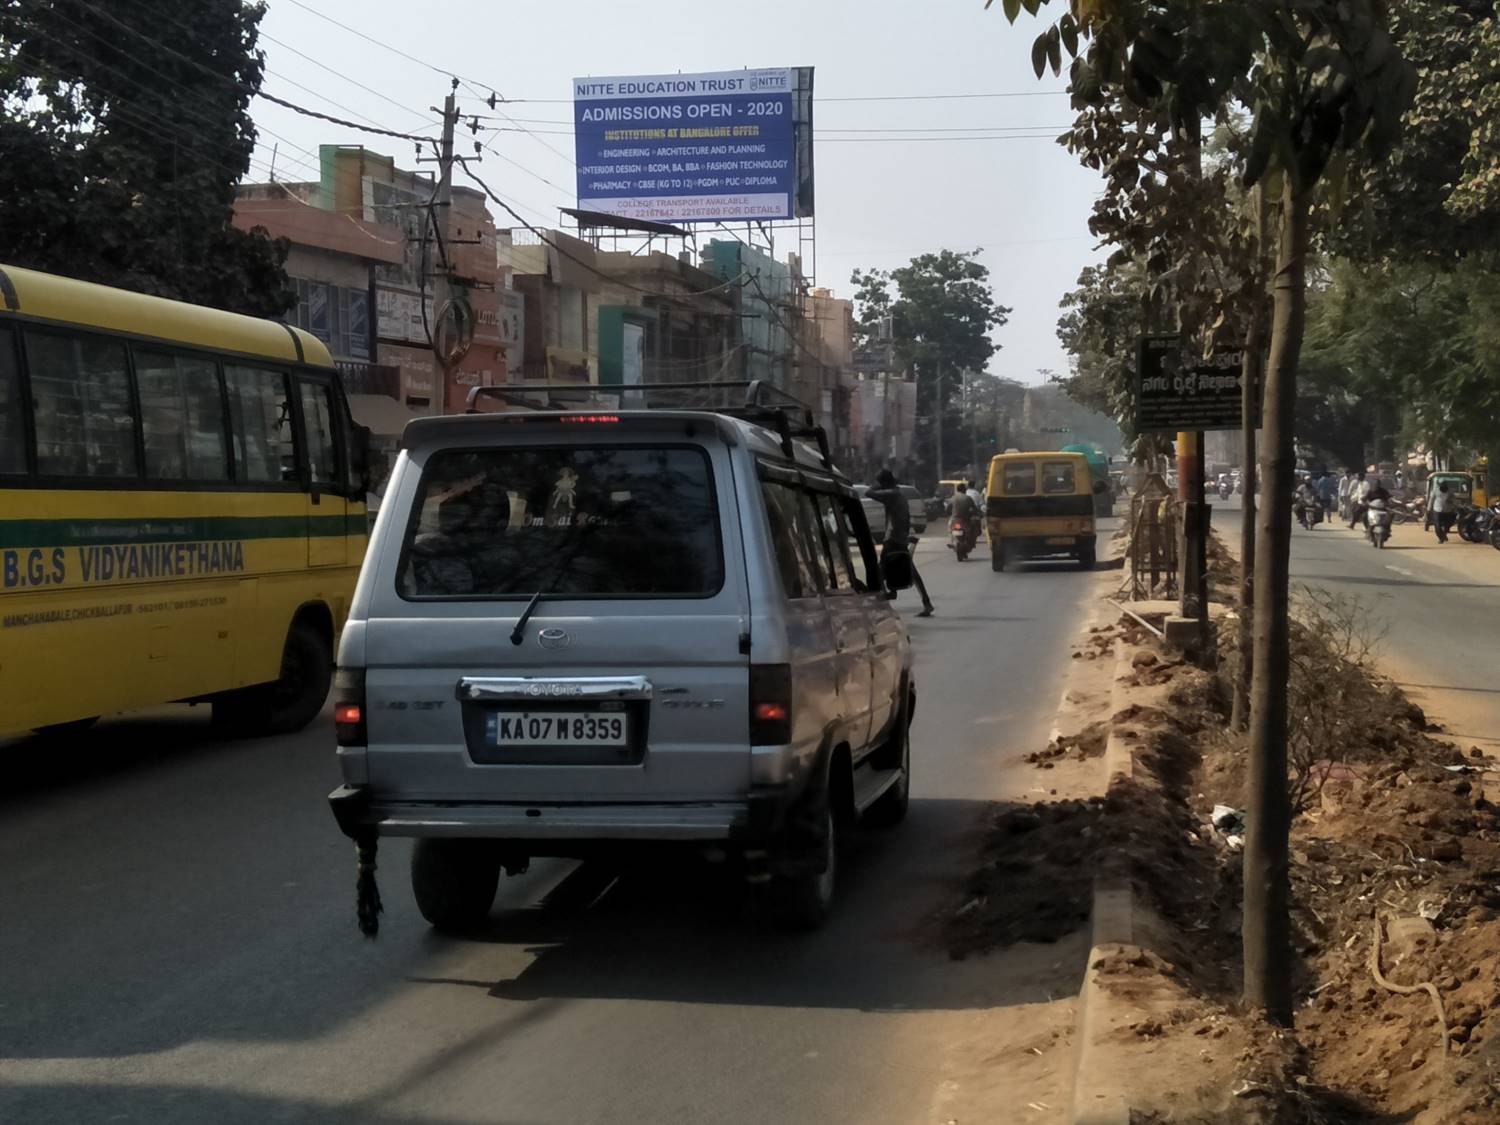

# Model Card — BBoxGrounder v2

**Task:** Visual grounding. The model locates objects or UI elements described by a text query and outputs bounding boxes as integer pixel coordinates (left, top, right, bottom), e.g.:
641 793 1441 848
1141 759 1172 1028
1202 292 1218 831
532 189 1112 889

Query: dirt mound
1025 720 1109 768
943 798 1104 957
944 666 1228 965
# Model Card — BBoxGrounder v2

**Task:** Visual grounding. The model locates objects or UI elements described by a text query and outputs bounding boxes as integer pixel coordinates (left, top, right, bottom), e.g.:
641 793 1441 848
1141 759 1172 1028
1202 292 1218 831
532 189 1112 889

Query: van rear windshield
397 446 723 598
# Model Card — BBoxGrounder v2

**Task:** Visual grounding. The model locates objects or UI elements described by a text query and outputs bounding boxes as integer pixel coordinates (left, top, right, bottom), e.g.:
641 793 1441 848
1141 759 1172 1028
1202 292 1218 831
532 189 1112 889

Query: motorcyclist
1294 479 1320 528
951 485 980 552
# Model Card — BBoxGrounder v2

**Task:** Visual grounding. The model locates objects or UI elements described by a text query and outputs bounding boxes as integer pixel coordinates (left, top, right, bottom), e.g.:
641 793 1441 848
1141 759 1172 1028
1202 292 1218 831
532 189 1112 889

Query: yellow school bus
0 265 369 738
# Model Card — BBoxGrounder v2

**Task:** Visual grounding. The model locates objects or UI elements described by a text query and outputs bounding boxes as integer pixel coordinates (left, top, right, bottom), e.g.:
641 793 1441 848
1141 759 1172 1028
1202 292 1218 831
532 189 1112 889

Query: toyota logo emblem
537 628 571 650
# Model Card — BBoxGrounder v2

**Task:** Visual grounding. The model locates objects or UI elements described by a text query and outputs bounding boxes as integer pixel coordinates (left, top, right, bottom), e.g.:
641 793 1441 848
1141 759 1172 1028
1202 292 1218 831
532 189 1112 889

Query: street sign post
1135 334 1250 433
1135 334 1253 645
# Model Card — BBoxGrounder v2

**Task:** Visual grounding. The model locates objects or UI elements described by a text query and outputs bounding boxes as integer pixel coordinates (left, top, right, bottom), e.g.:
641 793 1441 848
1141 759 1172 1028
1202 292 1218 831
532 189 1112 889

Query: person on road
1337 469 1355 523
1316 472 1339 524
1430 480 1457 543
964 480 984 512
870 468 934 618
1294 478 1320 528
950 485 980 554
1348 470 1370 528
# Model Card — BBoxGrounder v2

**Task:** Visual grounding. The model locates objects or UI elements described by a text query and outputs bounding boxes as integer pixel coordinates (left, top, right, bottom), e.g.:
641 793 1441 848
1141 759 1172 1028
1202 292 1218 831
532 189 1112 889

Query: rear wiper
510 588 548 647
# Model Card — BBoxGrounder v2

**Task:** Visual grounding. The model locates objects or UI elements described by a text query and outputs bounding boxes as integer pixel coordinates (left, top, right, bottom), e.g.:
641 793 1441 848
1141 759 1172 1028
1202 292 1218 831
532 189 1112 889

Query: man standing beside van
870 469 934 617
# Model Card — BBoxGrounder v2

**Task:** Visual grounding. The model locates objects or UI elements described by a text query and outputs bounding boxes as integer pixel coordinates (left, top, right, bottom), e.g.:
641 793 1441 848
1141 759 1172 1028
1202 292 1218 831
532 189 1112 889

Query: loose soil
939 569 1500 1122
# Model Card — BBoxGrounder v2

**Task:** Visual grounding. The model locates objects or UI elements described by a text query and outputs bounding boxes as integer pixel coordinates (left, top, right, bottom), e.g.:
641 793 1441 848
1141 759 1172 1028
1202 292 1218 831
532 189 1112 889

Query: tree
851 250 1011 480
1332 0 1500 263
996 0 1414 1025
0 0 290 316
1301 258 1500 465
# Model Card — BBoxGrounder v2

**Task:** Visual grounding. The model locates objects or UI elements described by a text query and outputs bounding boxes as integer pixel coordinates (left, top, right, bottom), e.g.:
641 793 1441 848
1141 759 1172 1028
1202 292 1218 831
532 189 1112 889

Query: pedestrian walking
1337 469 1354 523
1431 481 1457 543
1348 470 1370 528
869 469 934 617
1316 472 1339 525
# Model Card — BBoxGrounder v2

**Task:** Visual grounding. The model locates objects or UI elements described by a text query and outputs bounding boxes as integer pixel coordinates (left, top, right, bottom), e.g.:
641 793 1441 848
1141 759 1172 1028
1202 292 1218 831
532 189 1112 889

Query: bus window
225 365 297 483
298 380 339 487
27 330 138 478
136 349 229 481
0 329 25 474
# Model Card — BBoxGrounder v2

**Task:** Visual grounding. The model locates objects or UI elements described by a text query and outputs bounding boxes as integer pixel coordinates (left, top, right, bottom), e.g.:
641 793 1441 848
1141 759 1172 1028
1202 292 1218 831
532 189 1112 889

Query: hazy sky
251 0 1106 384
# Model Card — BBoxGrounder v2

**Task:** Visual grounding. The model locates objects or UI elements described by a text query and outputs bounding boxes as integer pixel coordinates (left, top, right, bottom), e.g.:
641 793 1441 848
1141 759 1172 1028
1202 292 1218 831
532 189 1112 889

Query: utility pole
429 87 460 415
934 365 946 483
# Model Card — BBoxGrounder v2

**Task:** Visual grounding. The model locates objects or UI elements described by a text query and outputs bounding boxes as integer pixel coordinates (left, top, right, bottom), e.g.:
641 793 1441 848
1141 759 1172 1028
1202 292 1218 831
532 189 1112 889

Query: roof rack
464 380 835 470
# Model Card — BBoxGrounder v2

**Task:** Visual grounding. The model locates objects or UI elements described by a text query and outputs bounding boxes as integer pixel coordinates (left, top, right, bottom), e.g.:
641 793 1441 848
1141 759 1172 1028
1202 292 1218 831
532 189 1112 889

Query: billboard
574 68 808 224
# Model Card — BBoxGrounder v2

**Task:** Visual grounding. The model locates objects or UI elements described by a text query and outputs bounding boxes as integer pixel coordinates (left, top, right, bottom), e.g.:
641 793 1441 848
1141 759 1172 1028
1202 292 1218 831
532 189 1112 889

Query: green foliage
1301 259 1500 462
0 0 290 317
851 250 1012 473
1332 0 1500 261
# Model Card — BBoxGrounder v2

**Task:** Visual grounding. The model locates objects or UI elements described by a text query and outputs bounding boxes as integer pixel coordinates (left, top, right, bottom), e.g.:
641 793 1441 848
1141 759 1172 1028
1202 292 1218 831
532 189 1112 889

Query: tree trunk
1231 187 1268 733
1242 176 1309 1027
1231 328 1261 732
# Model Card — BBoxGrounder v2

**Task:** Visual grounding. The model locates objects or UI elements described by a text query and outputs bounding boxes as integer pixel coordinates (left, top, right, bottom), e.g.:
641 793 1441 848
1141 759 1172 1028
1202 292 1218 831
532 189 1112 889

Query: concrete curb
1066 642 1141 1125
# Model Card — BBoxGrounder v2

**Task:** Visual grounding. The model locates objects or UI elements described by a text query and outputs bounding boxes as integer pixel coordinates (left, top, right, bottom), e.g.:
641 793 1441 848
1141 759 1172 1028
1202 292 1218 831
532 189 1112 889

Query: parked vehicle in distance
935 478 966 516
329 384 917 936
852 484 888 539
985 451 1104 572
900 484 927 534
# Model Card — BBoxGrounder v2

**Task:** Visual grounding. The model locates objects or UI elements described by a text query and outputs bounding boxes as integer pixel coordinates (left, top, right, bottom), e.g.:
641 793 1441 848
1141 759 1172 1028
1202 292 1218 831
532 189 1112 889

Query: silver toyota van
328 387 915 932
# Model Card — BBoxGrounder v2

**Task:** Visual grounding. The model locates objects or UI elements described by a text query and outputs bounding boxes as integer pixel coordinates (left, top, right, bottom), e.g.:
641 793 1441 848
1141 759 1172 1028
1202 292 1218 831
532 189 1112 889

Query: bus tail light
749 664 792 745
334 667 367 747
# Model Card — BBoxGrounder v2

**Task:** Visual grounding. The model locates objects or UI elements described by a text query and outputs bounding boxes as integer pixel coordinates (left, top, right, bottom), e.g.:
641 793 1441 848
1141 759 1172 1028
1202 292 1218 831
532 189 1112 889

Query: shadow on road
0 1084 534 1125
0 707 239 808
403 797 1089 1016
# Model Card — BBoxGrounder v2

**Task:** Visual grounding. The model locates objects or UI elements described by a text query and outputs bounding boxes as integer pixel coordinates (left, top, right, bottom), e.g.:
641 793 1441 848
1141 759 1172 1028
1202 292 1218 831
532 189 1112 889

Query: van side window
812 492 859 592
791 490 831 592
0 329 26 474
762 482 817 599
225 365 298 483
839 495 881 590
1042 461 1077 494
27 330 139 478
135 349 229 480
1002 462 1037 495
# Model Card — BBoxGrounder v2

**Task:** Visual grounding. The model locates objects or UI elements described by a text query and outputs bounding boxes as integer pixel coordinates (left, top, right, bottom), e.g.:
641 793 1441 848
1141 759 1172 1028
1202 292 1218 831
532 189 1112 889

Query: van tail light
749 664 792 745
334 667 367 747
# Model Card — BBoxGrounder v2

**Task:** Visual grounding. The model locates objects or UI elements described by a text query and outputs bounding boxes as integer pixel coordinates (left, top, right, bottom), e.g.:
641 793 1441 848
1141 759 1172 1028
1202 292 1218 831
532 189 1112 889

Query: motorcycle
1366 498 1393 548
1217 480 1233 500
1458 503 1500 544
1294 496 1322 530
948 515 979 561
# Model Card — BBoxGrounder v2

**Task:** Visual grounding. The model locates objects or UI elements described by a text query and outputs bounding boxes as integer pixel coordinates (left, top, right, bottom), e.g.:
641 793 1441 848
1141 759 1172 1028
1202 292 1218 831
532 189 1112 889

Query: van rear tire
770 801 837 931
1078 541 1097 570
411 839 502 932
991 549 1006 573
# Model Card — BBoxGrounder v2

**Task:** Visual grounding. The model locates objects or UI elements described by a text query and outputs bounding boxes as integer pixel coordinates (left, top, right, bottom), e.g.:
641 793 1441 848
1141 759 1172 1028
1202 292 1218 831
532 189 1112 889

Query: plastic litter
1212 804 1247 834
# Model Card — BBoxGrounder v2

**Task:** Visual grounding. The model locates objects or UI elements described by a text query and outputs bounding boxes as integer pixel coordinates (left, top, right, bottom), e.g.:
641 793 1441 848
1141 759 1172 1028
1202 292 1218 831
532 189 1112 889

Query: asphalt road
1211 493 1500 754
0 530 1110 1125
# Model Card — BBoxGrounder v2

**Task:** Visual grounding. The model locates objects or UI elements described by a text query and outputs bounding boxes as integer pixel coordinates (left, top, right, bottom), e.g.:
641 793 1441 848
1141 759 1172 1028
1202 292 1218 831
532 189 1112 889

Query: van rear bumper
329 783 789 843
